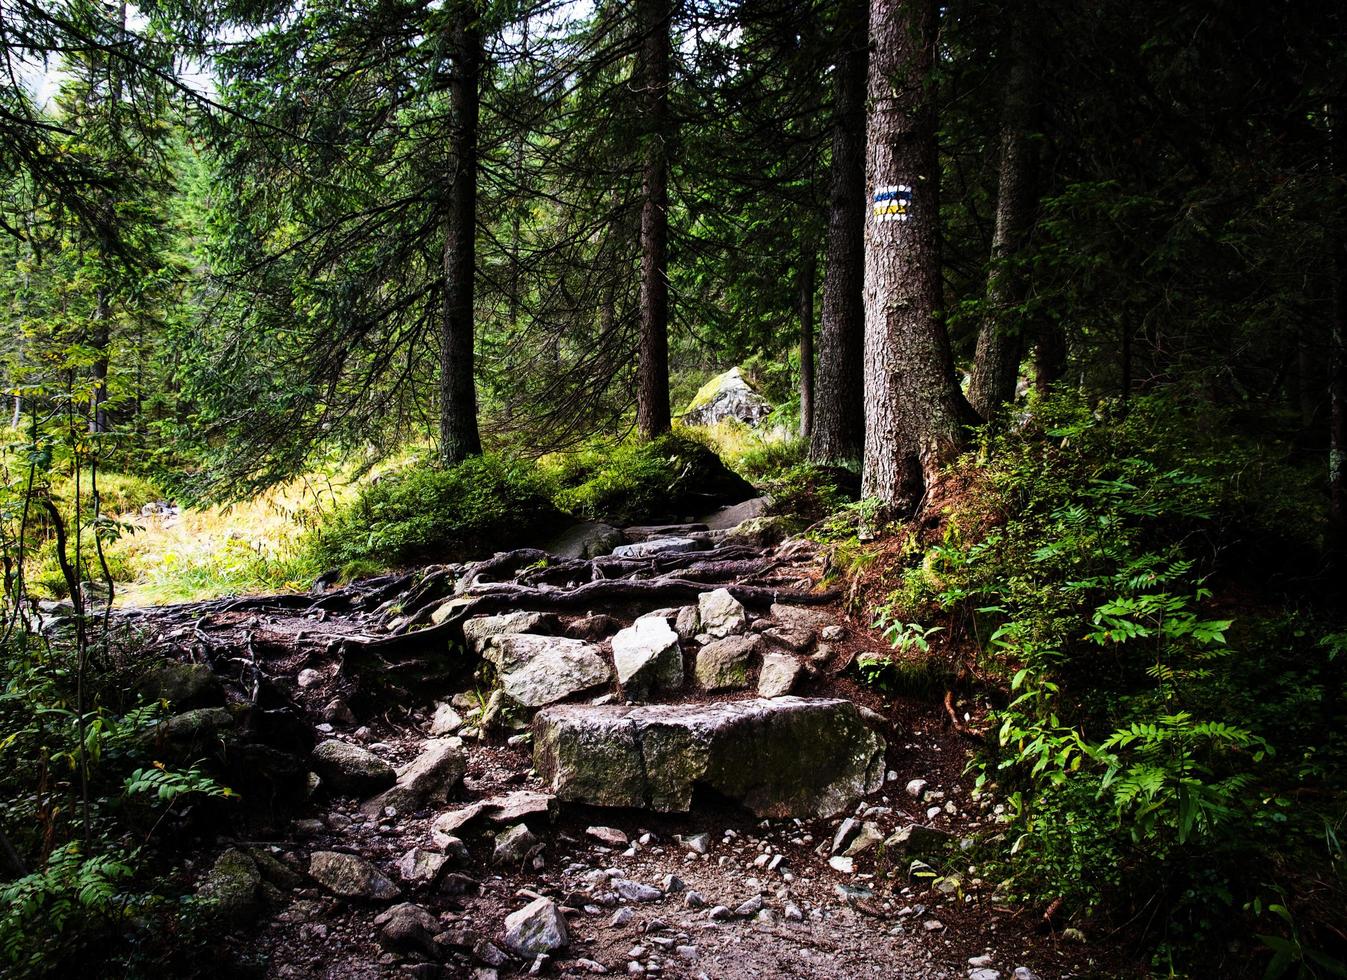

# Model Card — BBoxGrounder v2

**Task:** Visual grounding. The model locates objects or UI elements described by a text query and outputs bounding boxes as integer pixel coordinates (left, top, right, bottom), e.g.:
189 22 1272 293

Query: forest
1 0 1345 977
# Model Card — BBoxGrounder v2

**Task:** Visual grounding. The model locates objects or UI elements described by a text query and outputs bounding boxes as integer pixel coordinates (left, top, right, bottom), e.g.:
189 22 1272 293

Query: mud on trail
115 520 1123 979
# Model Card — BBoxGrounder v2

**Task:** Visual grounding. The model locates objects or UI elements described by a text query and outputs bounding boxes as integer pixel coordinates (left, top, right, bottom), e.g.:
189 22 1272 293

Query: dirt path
118 523 1118 979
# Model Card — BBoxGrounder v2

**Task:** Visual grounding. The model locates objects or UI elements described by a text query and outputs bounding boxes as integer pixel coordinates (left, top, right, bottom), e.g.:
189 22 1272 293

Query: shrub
303 453 559 571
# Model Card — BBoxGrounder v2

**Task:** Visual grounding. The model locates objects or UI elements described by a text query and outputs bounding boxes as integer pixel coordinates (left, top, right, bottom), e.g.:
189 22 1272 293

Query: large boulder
312 739 397 795
142 662 223 709
612 615 683 701
532 697 886 818
611 537 701 559
543 521 624 559
361 737 466 816
485 634 613 708
681 367 773 427
196 848 261 924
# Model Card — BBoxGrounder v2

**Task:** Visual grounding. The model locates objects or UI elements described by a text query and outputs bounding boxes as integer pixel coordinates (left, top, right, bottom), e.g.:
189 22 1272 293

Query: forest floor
114 515 1135 980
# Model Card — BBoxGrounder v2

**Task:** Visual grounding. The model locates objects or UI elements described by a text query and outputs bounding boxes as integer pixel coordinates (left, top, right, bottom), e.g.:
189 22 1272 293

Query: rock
681 367 773 427
828 856 855 873
311 739 397 795
707 905 733 921
673 606 700 642
308 851 401 901
757 652 802 698
143 662 222 708
430 703 464 735
1062 928 1086 943
843 822 884 857
661 873 684 893
761 626 815 653
464 612 557 654
610 907 635 927
544 521 624 560
734 895 764 917
1012 969 1040 980
533 697 886 818
784 902 803 922
321 698 355 725
832 817 862 855
905 778 928 799
493 823 538 865
440 872 479 896
923 919 945 932
503 897 571 957
697 589 747 638
767 603 833 630
396 847 449 885
611 537 701 559
882 823 955 855
682 833 710 854
586 826 629 847
298 668 324 688
699 495 772 530
485 790 557 825
486 635 613 708
375 902 441 955
476 939 511 966
969 971 1001 980
612 616 683 701
197 848 260 923
727 516 792 548
158 706 234 743
969 955 995 968
246 847 306 891
683 891 706 909
612 879 662 902
566 613 624 642
820 625 846 642
362 737 466 815
694 635 759 691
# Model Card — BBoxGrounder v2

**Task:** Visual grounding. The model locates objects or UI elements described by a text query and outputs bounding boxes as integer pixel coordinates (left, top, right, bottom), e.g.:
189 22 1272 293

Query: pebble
707 905 732 921
610 907 634 928
613 879 663 902
969 971 1001 980
734 895 764 917
783 902 803 922
683 891 706 909
923 919 945 932
682 833 710 855
828 856 855 873
587 826 630 847
906 778 928 799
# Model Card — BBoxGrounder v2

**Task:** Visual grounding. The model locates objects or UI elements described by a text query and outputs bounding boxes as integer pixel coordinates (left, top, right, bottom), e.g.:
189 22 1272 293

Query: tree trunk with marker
861 0 968 512
439 1 484 465
636 0 672 440
810 0 868 466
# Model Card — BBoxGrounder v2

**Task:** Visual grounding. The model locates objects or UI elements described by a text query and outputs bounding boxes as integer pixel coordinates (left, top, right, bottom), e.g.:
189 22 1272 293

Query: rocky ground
115 510 1126 980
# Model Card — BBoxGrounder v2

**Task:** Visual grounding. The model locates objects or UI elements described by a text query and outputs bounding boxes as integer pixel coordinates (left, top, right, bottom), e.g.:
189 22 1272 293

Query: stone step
532 696 886 819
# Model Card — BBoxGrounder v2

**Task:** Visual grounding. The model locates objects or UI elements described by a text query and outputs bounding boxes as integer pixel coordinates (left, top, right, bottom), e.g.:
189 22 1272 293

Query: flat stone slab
611 537 702 559
532 697 886 818
485 634 613 708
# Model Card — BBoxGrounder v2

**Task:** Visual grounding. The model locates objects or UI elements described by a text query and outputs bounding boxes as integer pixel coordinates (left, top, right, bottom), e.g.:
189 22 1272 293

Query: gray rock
699 495 772 530
486 635 613 708
611 537 700 559
158 706 234 743
396 847 449 885
906 778 929 799
734 895 764 917
882 823 955 855
832 817 862 855
680 367 772 427
586 826 629 847
143 662 222 708
694 635 759 691
533 697 886 818
969 971 1001 980
503 897 571 957
196 847 260 923
312 739 396 795
673 606 700 642
612 616 683 701
683 891 706 909
612 879 662 902
464 612 556 654
610 907 635 927
308 851 400 900
697 589 747 638
375 902 441 955
682 833 710 854
544 521 624 560
843 821 884 857
430 703 464 735
362 737 466 816
493 823 538 865
1013 969 1040 980
757 652 802 698
767 603 833 630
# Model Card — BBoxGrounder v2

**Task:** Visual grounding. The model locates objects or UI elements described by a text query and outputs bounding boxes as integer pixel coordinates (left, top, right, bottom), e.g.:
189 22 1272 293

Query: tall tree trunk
861 0 967 511
90 289 110 434
1330 98 1347 556
799 241 816 440
809 0 868 465
1033 321 1066 393
439 1 484 465
967 0 1039 420
636 0 672 439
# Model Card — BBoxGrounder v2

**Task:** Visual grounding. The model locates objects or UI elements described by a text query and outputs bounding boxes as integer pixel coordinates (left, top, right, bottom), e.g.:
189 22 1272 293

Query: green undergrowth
847 390 1346 974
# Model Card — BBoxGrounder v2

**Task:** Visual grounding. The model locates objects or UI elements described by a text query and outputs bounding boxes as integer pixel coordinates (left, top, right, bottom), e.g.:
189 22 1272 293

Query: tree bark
439 1 484 465
799 241 816 440
1330 98 1346 556
636 0 672 439
1033 321 1066 393
967 0 1039 420
90 288 110 434
809 0 868 465
861 0 967 512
